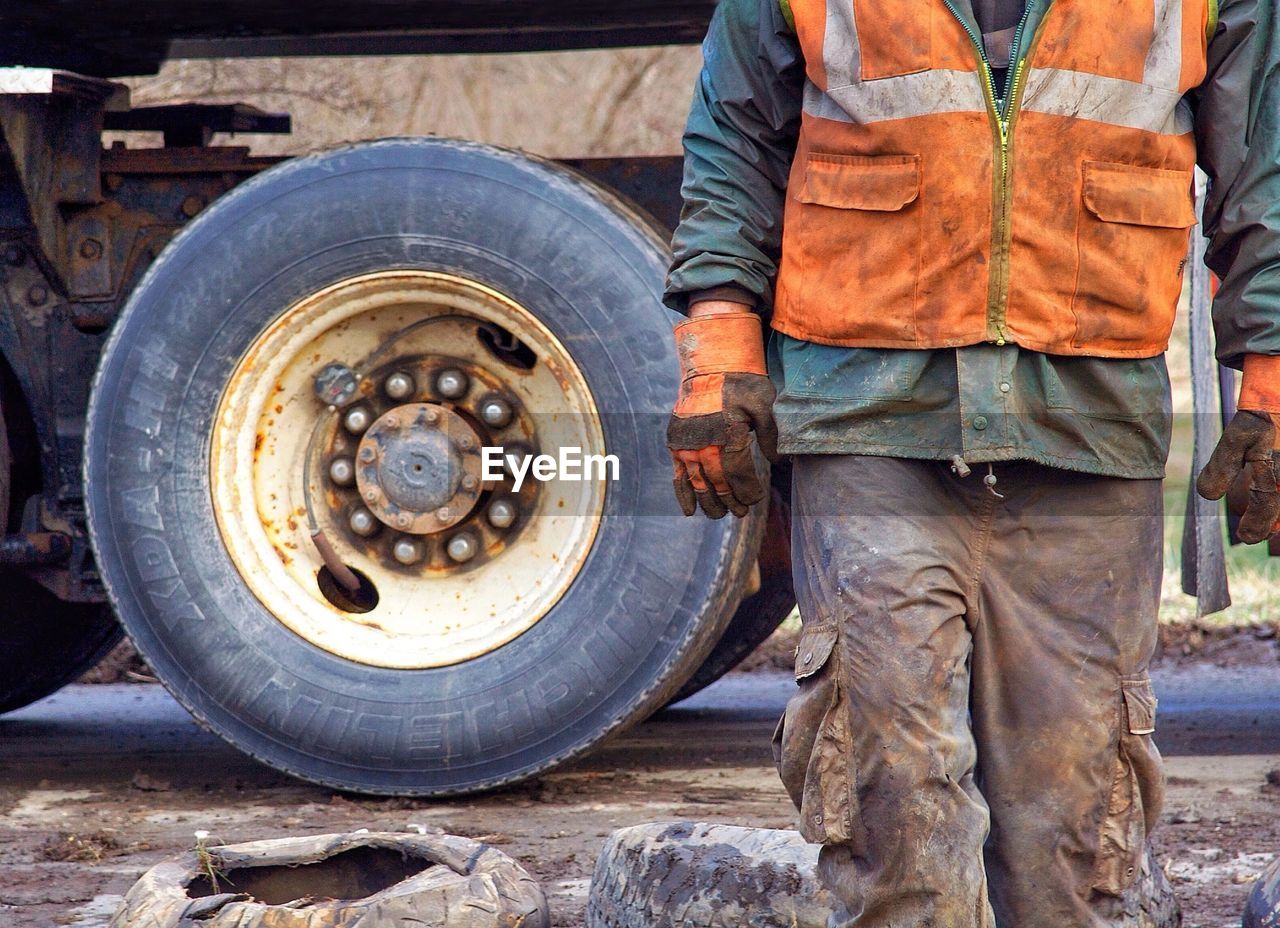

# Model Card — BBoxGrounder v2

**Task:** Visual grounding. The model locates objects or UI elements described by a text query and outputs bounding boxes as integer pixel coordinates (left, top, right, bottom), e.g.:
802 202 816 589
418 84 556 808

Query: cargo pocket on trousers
1092 674 1165 896
772 622 858 844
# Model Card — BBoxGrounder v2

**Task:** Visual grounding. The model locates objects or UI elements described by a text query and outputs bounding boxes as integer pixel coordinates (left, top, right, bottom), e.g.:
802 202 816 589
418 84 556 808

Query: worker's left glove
667 312 778 520
1197 356 1280 544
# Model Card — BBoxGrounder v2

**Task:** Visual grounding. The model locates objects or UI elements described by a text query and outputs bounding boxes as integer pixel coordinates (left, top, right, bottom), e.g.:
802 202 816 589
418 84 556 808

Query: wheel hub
356 404 482 534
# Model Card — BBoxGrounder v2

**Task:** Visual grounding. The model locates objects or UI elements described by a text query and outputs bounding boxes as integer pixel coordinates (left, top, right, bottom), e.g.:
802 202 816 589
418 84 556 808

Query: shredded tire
109 831 548 927
586 822 1180 928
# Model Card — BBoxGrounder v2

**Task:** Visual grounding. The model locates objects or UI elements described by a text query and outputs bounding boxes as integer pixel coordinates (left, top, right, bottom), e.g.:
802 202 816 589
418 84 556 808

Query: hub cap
356 404 482 534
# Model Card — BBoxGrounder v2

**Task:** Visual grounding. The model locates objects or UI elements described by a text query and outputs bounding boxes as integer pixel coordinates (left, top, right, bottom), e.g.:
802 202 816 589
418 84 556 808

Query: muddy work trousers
773 456 1165 928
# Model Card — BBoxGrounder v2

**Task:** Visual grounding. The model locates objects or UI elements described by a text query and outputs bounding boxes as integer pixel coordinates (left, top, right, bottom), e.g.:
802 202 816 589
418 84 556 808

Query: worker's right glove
1197 356 1280 544
667 311 778 520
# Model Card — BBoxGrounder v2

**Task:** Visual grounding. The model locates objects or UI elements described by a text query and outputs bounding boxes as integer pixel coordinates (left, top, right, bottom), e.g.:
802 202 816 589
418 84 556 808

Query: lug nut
436 506 452 521
392 537 423 565
328 457 355 486
349 508 378 537
436 368 469 399
487 499 517 529
462 475 478 491
446 532 478 563
480 397 513 428
384 371 416 400
505 447 529 474
344 406 372 434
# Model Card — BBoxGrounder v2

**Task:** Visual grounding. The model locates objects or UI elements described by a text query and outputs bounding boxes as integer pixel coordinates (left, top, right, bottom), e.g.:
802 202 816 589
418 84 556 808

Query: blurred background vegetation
114 48 1275 628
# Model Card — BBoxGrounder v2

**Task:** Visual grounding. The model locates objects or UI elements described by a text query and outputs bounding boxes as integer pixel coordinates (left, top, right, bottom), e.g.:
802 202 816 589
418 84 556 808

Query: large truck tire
85 138 762 795
670 462 794 704
0 397 121 714
0 580 121 713
670 548 792 704
587 823 1181 928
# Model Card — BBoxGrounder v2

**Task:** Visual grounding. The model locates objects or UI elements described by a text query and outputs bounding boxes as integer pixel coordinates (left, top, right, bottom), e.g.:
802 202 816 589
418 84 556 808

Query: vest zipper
989 5 1040 344
990 56 1027 345
940 0 1046 346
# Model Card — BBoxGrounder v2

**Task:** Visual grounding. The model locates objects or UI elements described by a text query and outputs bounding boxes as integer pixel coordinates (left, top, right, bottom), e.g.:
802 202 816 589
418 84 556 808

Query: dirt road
2 664 1278 928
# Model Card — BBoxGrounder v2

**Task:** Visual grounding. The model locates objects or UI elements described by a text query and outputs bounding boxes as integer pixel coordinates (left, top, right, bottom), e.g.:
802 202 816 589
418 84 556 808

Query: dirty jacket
665 0 1280 474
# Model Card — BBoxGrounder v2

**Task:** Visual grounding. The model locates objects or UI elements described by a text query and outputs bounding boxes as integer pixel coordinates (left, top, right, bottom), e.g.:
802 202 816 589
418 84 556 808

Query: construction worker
665 0 1280 925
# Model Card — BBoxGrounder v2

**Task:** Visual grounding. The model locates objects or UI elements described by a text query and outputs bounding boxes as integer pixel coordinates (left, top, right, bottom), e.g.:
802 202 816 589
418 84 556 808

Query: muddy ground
3 632 1279 928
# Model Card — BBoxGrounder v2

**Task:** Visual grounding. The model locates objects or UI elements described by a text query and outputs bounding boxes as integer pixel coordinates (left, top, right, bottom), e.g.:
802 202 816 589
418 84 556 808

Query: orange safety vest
773 0 1214 358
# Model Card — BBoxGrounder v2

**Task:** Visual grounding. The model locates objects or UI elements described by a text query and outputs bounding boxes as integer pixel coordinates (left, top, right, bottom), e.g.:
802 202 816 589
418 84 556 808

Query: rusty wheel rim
210 271 605 669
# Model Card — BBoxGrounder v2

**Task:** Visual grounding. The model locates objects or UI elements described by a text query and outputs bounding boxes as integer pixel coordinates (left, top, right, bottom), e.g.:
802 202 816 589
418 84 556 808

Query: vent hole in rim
317 566 380 614
478 323 537 371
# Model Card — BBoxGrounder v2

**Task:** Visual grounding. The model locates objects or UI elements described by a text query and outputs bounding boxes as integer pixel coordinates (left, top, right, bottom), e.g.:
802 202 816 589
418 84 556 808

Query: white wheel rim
210 271 605 669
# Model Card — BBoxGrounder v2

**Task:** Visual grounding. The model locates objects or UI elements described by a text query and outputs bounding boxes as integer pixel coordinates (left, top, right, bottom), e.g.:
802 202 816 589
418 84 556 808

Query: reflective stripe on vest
803 0 1193 131
1022 0 1194 134
801 0 987 122
773 0 1212 359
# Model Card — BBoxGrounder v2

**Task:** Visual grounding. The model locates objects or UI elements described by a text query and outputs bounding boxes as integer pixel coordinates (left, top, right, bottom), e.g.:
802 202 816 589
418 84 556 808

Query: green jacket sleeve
663 0 805 314
1194 0 1280 367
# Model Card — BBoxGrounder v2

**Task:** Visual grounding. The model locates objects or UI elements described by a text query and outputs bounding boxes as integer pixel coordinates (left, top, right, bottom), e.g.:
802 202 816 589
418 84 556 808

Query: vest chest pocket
1071 161 1196 354
789 153 922 344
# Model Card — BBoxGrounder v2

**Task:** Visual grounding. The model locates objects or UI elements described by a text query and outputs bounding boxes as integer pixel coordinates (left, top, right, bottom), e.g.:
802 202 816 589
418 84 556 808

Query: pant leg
970 464 1166 928
774 455 997 927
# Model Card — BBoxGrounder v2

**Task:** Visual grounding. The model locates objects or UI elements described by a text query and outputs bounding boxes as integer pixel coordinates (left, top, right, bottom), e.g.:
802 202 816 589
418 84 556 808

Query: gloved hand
667 309 778 519
1197 356 1280 544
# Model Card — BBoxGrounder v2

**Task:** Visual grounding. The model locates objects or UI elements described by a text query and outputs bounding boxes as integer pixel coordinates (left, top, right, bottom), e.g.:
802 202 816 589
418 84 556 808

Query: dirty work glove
1197 356 1280 544
667 311 778 519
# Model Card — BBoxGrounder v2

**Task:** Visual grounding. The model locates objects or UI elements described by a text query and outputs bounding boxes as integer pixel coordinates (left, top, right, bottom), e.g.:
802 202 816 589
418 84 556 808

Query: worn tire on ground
586 822 1181 928
1244 854 1280 927
109 831 547 927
